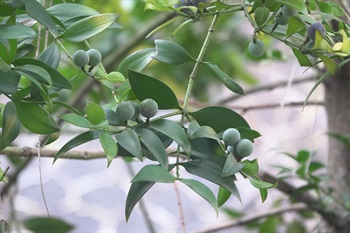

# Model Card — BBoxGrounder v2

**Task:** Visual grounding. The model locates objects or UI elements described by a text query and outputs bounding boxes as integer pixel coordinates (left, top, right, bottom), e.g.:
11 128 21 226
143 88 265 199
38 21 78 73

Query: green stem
175 13 220 178
241 0 257 30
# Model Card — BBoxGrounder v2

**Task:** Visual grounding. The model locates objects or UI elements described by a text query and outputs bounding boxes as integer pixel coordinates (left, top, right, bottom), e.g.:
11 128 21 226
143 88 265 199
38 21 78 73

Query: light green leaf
86 101 106 125
217 187 231 207
60 114 92 128
241 159 259 177
23 217 73 233
249 177 276 189
118 48 156 75
292 48 312 67
14 64 52 92
275 0 307 14
47 3 100 21
222 153 245 177
260 188 268 203
286 16 304 36
131 165 175 183
99 132 118 167
0 101 21 151
180 178 218 214
254 7 270 26
318 55 337 75
188 125 221 143
150 119 191 157
0 59 11 73
115 128 143 161
0 24 36 39
60 13 119 42
136 128 169 169
14 101 59 135
52 101 83 116
153 39 195 65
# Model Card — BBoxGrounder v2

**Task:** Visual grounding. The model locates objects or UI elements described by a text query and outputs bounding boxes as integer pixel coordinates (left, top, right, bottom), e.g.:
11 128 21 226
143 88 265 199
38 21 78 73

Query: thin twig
174 181 186 233
37 139 50 217
198 203 307 233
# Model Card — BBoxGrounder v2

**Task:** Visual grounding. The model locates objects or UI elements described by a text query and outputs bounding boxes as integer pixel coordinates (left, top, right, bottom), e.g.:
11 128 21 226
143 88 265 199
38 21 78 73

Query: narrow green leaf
188 125 221 143
47 3 100 21
254 7 270 26
181 159 241 202
292 48 312 67
0 70 21 94
190 138 227 165
0 102 21 151
0 24 36 39
132 164 175 183
153 39 194 65
128 69 180 109
54 131 100 162
136 128 169 169
150 119 191 157
52 101 83 116
249 177 276 189
260 188 268 202
125 181 155 221
60 114 92 128
14 64 52 86
146 16 182 38
115 128 143 161
275 0 307 14
86 101 106 125
286 16 304 36
180 178 218 214
222 153 245 177
318 55 338 75
217 187 231 207
118 48 156 75
190 106 250 133
14 101 59 135
24 0 58 36
23 217 73 233
60 13 119 42
99 132 118 167
39 43 60 69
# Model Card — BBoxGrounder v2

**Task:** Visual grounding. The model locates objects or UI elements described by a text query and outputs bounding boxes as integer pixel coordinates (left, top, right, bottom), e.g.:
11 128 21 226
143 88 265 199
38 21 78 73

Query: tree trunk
323 62 350 233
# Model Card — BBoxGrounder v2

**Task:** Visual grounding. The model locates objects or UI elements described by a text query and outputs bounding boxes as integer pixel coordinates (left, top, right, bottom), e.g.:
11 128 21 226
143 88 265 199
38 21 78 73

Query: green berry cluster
115 98 158 123
72 49 102 68
222 128 254 160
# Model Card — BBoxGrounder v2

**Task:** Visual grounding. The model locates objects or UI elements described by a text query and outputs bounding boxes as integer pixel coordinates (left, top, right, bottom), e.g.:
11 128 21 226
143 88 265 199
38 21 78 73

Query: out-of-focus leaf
0 24 36 39
275 0 307 14
47 3 99 21
23 217 73 233
254 7 270 26
0 102 21 151
318 54 337 75
131 164 175 183
153 40 194 65
0 59 11 73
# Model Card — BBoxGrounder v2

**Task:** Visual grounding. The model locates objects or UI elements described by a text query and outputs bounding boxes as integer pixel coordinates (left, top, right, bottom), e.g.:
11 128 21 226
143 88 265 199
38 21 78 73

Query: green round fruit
223 128 241 146
140 99 158 119
87 49 102 67
72 50 89 67
307 23 326 41
107 71 125 83
275 14 289 25
116 102 135 121
248 40 266 57
281 5 297 17
236 139 254 157
130 101 140 120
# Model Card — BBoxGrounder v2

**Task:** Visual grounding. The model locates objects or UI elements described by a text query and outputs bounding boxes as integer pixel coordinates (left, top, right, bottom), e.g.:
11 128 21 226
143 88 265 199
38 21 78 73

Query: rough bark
323 62 350 233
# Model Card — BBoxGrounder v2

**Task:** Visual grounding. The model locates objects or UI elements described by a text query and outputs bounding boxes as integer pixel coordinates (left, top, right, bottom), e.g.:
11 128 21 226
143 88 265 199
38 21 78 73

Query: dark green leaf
23 217 73 233
118 48 156 75
249 177 276 189
52 101 83 116
99 132 118 167
274 0 307 14
39 43 60 69
286 17 304 36
254 7 270 26
205 63 245 95
181 159 241 202
24 0 58 36
14 64 52 87
0 59 11 73
237 127 261 141
86 101 106 125
188 125 221 143
153 39 194 65
125 181 155 221
60 114 92 128
0 3 15 16
132 164 175 183
0 38 17 63
292 48 312 67
60 13 119 42
47 3 99 21
14 101 59 135
150 119 191 157
54 131 100 162
14 44 36 60
180 178 218 214
0 24 36 39
296 150 310 163
217 187 231 207
190 106 250 133
259 216 280 233
287 221 306 233
115 128 143 161
260 188 268 202
309 161 325 173
0 70 20 94
136 128 168 169
0 102 21 151
190 138 226 165
222 153 245 177
128 69 180 109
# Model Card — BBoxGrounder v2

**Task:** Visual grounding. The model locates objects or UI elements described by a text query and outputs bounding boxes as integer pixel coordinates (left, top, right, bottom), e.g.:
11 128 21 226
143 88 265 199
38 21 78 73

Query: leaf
23 217 73 233
0 102 21 151
47 3 100 21
188 125 221 143
287 221 306 233
146 16 182 38
60 114 92 128
260 188 268 203
275 0 307 14
286 16 304 36
222 153 245 177
125 181 155 221
259 216 280 233
99 132 118 167
14 64 52 88
136 128 169 169
39 43 60 69
249 177 276 189
115 128 143 161
0 59 11 73
237 127 261 141
0 24 37 39
86 101 106 125
205 63 245 95
254 7 270 26
13 58 72 90
52 101 83 116
24 0 58 36
241 159 259 177
292 48 312 67
54 131 100 162
181 159 241 202
0 70 20 94
128 69 180 109
190 106 250 133
60 13 119 42
150 119 191 157
328 132 350 150
180 178 218 214
190 138 227 165
14 101 59 135
118 48 156 75
217 187 231 207
132 164 175 183
153 39 194 65
318 55 337 75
